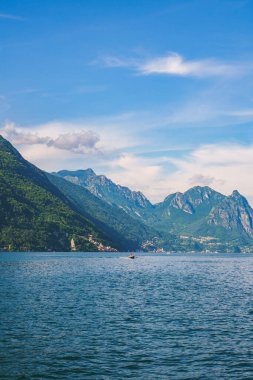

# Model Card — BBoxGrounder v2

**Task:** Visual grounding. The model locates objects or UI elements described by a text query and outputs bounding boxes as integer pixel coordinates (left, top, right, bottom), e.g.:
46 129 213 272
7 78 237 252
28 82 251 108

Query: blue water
1 253 253 379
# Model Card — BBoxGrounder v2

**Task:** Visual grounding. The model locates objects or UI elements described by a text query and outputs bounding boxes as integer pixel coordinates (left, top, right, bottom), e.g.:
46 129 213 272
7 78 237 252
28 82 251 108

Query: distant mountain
1 134 253 253
47 173 162 251
56 169 253 250
0 136 116 252
150 186 225 233
147 186 253 250
162 186 225 214
55 169 253 251
207 190 253 238
55 169 153 218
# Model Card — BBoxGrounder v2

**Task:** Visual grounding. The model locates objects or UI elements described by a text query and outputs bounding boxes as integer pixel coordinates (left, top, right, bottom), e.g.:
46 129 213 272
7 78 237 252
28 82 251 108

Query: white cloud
103 52 243 78
138 53 238 77
166 143 253 204
0 119 140 172
99 144 253 205
2 121 253 205
18 144 92 172
0 121 100 154
188 174 219 187
2 121 49 145
47 131 100 154
107 153 166 200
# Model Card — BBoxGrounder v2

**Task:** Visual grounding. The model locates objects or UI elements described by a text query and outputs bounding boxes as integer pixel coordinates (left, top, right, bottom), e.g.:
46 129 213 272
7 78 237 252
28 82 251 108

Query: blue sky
1 0 253 202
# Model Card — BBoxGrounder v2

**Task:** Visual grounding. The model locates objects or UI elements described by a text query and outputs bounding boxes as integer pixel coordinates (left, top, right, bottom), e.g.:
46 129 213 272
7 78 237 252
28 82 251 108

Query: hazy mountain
1 135 253 253
47 173 162 251
148 186 253 249
55 169 153 218
162 186 225 214
55 170 253 251
207 190 253 238
150 186 226 234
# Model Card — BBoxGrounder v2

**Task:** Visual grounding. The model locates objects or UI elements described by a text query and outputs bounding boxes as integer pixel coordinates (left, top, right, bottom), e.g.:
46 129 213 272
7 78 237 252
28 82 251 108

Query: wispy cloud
0 13 24 21
2 118 253 204
0 118 138 171
228 109 253 117
105 142 253 204
139 53 238 77
166 143 253 203
102 56 131 68
102 52 246 78
106 155 166 202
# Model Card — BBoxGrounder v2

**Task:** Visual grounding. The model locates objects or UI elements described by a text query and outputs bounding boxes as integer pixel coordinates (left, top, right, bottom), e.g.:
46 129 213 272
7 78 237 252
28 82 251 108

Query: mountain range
55 169 153 218
1 135 253 253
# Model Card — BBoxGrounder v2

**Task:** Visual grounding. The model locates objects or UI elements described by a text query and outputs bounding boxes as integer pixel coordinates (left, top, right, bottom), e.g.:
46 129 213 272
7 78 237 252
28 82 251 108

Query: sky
1 0 253 203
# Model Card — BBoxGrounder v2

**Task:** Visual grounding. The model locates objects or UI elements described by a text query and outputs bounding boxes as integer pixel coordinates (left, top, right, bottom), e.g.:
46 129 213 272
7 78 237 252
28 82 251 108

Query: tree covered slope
55 169 153 219
47 173 163 251
0 136 114 251
1 134 253 253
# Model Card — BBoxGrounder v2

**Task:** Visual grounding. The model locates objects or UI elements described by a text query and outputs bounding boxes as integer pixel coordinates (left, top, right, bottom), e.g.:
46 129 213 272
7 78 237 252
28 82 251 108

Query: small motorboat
128 253 135 259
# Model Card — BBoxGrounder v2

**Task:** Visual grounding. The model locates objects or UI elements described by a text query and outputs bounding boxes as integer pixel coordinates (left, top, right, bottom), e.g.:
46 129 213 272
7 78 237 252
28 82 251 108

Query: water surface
1 252 253 379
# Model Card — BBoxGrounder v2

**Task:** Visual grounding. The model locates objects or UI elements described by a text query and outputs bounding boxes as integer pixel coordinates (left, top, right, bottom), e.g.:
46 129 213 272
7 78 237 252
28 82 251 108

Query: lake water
1 252 253 379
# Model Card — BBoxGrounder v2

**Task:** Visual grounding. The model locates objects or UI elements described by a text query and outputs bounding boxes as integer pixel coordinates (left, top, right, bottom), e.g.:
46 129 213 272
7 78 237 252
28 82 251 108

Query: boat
128 253 135 259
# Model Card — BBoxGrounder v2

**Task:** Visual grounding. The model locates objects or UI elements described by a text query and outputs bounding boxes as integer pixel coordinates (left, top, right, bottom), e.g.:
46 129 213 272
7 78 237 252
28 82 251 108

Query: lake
1 252 253 379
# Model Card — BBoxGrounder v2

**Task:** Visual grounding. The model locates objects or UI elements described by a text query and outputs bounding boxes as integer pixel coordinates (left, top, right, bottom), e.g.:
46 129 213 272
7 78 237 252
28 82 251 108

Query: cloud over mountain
0 122 100 154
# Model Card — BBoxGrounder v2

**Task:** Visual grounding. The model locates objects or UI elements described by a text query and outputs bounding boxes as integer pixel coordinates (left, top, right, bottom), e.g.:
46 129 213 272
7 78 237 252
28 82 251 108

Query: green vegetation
53 168 253 252
144 187 253 251
1 135 253 253
47 173 161 251
0 136 114 251
56 169 153 219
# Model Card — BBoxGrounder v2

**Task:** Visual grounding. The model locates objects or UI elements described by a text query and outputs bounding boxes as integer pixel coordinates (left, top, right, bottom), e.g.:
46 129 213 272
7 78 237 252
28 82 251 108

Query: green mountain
206 190 253 241
55 169 153 219
55 170 253 252
1 135 253 253
148 186 253 251
47 173 162 251
150 186 226 234
0 136 115 252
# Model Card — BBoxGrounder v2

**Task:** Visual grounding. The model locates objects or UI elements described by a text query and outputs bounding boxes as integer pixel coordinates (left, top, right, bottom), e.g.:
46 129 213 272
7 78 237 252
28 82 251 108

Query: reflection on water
1 252 253 379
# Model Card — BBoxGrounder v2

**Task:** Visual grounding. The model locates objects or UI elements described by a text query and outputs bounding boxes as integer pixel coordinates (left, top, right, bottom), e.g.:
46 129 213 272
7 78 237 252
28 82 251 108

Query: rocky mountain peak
231 190 245 201
208 191 253 237
168 192 193 214
162 186 224 214
56 168 153 218
85 168 96 177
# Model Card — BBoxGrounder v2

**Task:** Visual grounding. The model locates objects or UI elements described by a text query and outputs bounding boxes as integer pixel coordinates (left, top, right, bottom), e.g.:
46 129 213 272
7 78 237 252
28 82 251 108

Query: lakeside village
1 234 253 254
0 234 117 253
71 235 118 252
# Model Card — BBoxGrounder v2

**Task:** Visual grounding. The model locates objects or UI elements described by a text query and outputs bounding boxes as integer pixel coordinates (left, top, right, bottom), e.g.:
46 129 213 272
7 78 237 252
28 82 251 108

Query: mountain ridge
55 169 153 219
47 172 163 251
1 135 253 252
55 168 253 251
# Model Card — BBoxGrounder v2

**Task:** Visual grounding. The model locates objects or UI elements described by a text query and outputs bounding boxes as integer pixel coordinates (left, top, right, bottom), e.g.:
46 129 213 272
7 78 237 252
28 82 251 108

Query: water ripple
1 252 253 379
